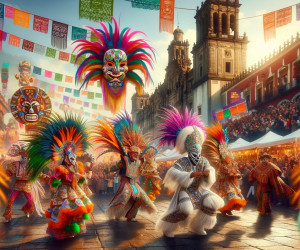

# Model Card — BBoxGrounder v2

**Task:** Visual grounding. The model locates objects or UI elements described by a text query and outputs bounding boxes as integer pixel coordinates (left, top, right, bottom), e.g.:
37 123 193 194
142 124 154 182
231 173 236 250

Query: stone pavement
0 194 299 249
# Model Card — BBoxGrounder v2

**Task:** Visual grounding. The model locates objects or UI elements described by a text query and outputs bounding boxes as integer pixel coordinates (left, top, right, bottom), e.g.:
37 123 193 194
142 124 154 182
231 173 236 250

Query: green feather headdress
26 113 89 182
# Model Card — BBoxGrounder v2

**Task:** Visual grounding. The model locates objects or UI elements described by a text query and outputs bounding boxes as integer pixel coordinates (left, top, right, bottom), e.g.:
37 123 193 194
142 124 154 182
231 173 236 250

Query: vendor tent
229 138 250 151
256 131 284 148
270 129 300 145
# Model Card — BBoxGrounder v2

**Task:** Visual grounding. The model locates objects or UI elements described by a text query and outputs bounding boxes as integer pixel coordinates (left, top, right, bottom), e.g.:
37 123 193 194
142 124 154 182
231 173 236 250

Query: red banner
276 6 292 28
159 0 174 34
33 15 49 34
22 39 34 52
263 11 276 42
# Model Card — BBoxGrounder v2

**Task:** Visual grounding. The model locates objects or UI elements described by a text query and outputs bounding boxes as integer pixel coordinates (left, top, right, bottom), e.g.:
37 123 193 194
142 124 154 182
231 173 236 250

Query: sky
0 0 300 122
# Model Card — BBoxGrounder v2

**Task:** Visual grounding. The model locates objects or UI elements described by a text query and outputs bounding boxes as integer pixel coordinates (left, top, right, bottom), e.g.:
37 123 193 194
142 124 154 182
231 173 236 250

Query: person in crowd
248 152 294 215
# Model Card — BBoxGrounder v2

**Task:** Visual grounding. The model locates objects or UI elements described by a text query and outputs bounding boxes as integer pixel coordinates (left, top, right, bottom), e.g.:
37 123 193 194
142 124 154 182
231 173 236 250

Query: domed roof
173 26 183 34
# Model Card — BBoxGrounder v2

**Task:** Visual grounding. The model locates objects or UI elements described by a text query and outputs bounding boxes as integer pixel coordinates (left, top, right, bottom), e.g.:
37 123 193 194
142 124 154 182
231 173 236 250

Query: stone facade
132 27 193 137
133 0 248 133
192 0 248 124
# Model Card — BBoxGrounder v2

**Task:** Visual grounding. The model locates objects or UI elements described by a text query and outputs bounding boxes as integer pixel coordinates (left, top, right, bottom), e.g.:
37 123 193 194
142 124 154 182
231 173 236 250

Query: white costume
155 108 224 237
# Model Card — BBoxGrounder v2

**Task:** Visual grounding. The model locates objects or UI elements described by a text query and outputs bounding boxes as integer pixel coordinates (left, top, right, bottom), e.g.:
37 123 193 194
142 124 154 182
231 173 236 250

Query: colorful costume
156 107 224 237
26 114 94 239
77 152 95 197
3 144 48 222
202 123 247 215
74 17 154 114
140 146 161 201
92 112 157 221
248 153 294 215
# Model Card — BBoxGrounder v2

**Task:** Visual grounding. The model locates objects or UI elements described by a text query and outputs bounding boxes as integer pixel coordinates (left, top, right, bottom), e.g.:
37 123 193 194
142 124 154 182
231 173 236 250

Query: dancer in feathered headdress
2 143 49 222
26 113 94 239
202 122 247 215
155 106 224 238
140 146 161 201
74 17 155 114
92 111 157 222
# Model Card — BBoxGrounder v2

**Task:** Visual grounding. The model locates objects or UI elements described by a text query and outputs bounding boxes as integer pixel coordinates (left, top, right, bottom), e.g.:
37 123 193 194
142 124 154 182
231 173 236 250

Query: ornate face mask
64 146 77 167
10 86 52 124
185 126 203 165
103 49 128 96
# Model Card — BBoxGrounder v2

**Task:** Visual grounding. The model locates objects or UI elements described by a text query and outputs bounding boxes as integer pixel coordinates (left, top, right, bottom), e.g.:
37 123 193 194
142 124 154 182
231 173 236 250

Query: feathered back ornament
26 113 89 182
202 122 233 168
73 17 155 114
91 111 147 158
157 106 206 154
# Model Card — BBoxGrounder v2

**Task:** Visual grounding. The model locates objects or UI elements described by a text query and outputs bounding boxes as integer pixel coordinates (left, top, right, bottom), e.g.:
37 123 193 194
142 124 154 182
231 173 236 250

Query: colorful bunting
98 105 103 110
33 66 42 75
63 96 70 104
276 7 292 28
229 106 238 116
83 101 89 108
88 92 94 99
54 73 63 81
296 4 300 21
0 4 4 30
58 86 64 93
77 100 83 105
237 103 247 113
58 51 70 62
45 47 57 58
92 103 98 110
65 87 72 93
95 93 102 98
55 93 62 98
73 89 80 97
5 6 14 19
8 34 20 47
2 63 9 68
33 15 49 34
49 84 55 98
216 111 224 121
70 98 75 103
2 31 7 41
79 0 114 22
65 75 73 83
45 70 52 78
14 9 30 28
71 26 87 40
81 90 88 96
33 44 46 55
263 11 276 42
132 0 159 10
223 109 231 118
51 21 68 50
159 0 175 34
22 39 34 52
0 31 2 52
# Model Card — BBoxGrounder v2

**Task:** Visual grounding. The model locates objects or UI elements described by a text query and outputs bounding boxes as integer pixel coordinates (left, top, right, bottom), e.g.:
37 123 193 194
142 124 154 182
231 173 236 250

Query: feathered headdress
26 113 89 182
202 122 233 168
157 106 206 154
73 17 155 114
91 111 147 158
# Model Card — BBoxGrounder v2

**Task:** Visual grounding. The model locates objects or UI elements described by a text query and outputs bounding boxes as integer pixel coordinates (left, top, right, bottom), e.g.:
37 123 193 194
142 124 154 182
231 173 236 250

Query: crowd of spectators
224 97 300 142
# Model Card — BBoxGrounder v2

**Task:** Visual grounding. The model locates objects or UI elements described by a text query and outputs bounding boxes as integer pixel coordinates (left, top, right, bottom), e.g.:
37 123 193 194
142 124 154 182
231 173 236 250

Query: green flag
46 47 57 58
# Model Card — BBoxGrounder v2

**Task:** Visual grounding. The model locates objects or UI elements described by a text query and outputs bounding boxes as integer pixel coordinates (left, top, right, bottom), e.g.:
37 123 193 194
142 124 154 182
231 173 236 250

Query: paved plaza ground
0 194 299 249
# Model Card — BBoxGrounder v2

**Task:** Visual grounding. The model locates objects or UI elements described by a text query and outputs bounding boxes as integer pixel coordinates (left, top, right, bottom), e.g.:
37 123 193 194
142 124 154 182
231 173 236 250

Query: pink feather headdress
73 17 155 114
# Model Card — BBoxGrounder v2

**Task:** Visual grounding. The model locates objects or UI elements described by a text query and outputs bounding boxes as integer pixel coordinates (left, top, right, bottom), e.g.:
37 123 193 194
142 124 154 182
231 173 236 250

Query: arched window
213 13 218 34
222 13 227 34
230 15 235 34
